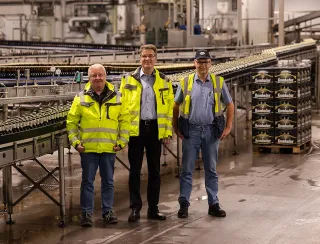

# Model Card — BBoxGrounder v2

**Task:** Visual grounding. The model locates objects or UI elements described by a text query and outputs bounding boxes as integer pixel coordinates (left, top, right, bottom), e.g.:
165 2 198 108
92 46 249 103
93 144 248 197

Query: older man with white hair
67 64 130 227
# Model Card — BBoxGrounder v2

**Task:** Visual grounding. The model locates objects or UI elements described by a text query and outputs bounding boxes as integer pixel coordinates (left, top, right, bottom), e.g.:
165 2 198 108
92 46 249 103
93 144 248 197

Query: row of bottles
0 103 71 135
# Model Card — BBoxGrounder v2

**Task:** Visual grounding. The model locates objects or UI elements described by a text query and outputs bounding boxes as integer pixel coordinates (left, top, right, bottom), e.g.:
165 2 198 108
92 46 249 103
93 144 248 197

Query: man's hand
113 145 122 152
163 137 171 145
220 126 231 140
76 143 85 153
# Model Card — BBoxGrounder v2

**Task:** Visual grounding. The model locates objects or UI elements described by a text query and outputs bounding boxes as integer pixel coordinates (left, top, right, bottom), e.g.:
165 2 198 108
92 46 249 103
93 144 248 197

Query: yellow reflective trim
157 113 167 118
130 111 139 116
158 124 166 128
70 137 79 143
119 129 129 135
118 136 128 143
68 129 78 134
80 128 117 134
82 138 116 144
131 121 139 126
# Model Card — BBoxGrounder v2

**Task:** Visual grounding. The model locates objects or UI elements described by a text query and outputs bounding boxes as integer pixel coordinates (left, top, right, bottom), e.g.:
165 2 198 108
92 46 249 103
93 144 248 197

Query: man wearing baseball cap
172 49 234 218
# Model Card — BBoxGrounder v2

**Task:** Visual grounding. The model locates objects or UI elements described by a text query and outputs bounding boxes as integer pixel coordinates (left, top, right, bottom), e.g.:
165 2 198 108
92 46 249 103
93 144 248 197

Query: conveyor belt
0 40 139 51
0 63 195 79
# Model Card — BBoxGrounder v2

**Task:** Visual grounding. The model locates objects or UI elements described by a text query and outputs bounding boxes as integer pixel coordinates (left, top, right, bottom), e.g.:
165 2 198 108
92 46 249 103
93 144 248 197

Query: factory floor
1 111 320 244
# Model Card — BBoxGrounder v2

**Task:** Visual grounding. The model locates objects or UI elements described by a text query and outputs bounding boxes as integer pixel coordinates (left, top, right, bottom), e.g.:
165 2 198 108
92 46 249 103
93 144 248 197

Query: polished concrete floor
1 112 320 244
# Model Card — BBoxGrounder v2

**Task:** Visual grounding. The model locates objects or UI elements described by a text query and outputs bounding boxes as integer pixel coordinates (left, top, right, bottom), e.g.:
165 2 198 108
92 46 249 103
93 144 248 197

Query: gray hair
88 64 106 79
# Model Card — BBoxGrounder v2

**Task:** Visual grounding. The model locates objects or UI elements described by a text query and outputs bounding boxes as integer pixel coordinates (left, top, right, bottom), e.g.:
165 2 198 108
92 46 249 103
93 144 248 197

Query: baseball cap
194 49 211 60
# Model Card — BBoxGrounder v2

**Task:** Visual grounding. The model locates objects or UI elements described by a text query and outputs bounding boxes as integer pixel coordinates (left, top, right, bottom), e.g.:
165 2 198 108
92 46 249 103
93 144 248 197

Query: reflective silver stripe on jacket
119 129 129 135
116 91 122 103
118 136 128 144
70 136 79 144
157 113 168 119
68 129 78 134
80 128 118 134
130 111 139 116
131 121 139 126
81 138 116 144
79 91 94 107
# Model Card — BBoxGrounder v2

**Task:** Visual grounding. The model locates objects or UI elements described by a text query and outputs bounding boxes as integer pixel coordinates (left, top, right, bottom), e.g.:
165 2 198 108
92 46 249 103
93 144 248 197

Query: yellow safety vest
180 73 225 118
120 67 174 139
66 81 130 153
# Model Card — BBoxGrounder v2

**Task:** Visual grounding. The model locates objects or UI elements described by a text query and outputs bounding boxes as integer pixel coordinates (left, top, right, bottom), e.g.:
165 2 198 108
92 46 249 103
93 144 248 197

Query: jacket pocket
105 103 121 120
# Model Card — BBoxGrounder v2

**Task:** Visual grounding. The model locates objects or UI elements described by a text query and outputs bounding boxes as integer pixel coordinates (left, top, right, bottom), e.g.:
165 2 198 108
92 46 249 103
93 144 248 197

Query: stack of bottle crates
252 63 312 147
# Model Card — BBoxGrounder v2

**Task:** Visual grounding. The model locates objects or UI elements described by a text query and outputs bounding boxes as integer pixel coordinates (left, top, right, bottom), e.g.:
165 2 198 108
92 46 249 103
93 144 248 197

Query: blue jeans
80 152 116 215
179 124 220 206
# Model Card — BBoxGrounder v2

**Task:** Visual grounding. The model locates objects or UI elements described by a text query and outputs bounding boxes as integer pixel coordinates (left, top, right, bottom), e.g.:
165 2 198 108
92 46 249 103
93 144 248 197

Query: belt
140 119 157 125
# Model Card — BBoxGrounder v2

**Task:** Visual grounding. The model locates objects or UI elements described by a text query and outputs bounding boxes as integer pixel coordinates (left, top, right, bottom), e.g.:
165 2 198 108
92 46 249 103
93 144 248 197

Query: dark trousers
128 119 162 212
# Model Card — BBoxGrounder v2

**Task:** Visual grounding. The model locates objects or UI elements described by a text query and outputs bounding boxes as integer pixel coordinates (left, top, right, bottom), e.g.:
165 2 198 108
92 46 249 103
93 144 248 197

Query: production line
0 39 318 227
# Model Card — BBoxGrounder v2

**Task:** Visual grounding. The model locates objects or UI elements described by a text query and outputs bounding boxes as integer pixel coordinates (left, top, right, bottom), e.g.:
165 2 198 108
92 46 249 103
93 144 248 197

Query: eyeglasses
141 54 156 59
90 73 105 78
196 60 211 65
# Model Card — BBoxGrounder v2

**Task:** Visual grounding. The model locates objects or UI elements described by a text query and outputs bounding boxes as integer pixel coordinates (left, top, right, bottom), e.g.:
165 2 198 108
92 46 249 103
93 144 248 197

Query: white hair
88 64 106 79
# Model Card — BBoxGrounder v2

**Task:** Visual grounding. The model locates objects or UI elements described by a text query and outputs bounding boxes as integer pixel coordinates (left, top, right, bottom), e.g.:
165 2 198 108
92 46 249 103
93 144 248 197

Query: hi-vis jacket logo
275 117 296 129
275 86 296 98
252 102 272 113
275 102 295 113
275 70 296 83
252 71 272 84
253 131 273 144
252 87 272 99
275 132 296 144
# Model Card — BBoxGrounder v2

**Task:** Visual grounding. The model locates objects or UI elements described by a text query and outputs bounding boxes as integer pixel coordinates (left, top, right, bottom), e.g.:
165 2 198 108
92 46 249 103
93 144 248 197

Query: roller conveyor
0 40 140 52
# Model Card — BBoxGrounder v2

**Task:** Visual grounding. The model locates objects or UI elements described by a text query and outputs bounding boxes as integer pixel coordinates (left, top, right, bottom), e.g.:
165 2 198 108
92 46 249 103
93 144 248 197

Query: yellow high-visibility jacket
180 73 225 118
120 67 174 139
66 81 130 153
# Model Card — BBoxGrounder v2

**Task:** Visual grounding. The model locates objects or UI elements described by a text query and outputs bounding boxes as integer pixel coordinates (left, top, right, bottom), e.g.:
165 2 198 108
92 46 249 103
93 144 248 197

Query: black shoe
147 210 167 221
178 202 189 218
208 203 226 218
102 210 118 224
128 208 140 223
80 212 93 227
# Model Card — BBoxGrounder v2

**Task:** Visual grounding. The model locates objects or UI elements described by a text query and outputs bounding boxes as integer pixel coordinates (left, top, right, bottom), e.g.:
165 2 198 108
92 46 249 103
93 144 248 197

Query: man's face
140 49 156 70
89 66 106 92
194 58 211 76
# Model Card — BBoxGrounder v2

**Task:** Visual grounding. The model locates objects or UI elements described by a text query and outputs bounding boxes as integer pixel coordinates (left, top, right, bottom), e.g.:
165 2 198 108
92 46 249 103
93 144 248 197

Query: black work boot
128 208 140 222
147 208 167 221
178 202 189 218
80 212 93 227
208 203 226 217
102 210 118 224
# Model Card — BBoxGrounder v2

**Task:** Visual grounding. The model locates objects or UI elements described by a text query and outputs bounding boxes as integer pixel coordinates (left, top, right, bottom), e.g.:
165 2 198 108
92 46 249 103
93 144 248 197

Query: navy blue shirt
174 73 233 125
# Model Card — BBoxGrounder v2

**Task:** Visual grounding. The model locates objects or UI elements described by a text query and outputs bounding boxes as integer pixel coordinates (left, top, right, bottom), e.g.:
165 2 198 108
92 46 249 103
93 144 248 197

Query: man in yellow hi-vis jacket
67 64 130 227
120 44 174 222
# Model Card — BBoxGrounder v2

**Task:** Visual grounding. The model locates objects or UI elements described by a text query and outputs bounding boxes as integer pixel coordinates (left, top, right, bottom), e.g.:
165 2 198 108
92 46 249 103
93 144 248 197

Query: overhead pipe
278 0 285 46
60 0 66 41
68 16 106 30
72 1 115 15
237 0 242 46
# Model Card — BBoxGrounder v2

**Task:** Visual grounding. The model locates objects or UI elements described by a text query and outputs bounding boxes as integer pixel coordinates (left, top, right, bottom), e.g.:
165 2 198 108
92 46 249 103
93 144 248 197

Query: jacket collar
83 81 116 103
131 66 156 82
